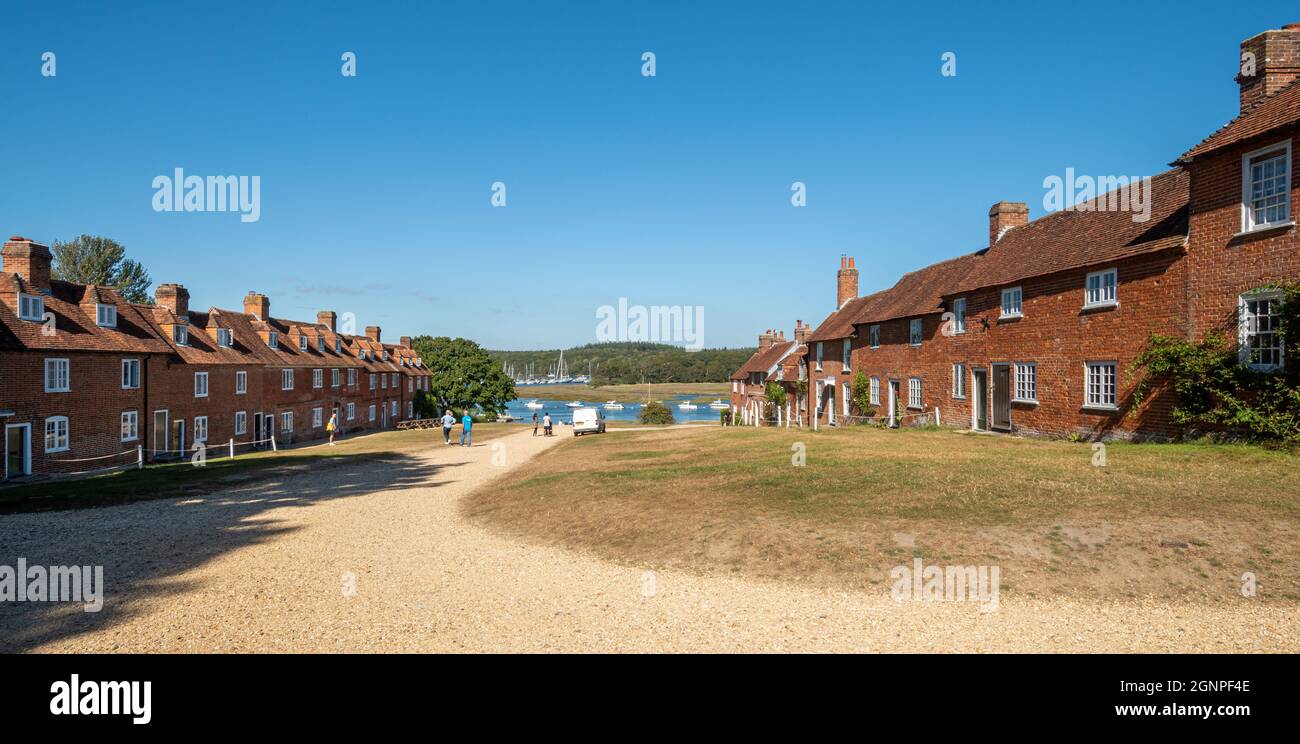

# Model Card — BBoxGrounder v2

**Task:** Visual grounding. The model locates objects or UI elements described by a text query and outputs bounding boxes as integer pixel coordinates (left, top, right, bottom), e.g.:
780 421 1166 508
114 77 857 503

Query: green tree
50 235 153 303
639 400 675 425
764 381 786 421
411 336 516 418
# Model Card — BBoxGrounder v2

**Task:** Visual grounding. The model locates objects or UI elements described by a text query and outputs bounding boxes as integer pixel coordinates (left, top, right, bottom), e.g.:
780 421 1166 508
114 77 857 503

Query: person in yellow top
326 411 338 446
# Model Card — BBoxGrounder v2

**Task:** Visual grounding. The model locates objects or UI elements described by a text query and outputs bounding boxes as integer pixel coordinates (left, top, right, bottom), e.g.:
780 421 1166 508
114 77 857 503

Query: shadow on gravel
0 451 448 653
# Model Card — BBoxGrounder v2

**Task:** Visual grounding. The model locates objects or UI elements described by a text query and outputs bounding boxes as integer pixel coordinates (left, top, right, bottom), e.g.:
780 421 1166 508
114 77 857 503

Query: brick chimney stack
989 201 1029 245
155 283 190 316
317 310 337 332
244 292 270 320
836 255 858 309
399 335 412 348
794 319 810 344
365 326 382 342
758 329 773 348
2 236 52 291
1238 24 1300 113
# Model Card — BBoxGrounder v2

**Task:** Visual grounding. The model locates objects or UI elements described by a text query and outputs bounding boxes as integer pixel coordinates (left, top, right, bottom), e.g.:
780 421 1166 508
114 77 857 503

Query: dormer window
1242 141 1292 233
299 335 308 352
1000 287 1023 319
316 336 325 352
268 332 279 349
334 338 341 353
382 351 389 361
173 325 189 345
95 303 117 328
18 293 44 321
217 328 233 347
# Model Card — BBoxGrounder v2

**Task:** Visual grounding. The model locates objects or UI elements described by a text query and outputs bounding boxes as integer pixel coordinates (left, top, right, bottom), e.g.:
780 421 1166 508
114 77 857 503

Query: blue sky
1 1 1293 349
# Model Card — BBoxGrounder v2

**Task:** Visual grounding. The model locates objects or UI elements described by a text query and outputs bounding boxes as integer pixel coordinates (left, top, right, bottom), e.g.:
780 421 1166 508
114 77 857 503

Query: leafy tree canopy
639 400 675 425
411 335 516 418
51 235 153 304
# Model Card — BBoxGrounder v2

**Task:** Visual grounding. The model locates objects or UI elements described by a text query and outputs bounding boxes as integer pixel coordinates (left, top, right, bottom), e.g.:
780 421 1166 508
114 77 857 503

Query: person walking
542 412 552 437
532 411 539 436
460 409 473 447
441 409 455 445
326 411 338 446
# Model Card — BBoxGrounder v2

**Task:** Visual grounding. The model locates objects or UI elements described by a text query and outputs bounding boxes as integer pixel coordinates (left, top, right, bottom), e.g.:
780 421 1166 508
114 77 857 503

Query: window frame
313 368 323 389
907 377 922 409
193 415 208 444
1239 289 1286 371
235 370 247 395
347 402 356 421
173 324 189 346
909 318 923 347
121 358 141 390
1083 361 1119 411
1000 287 1023 319
332 368 341 387
268 332 279 349
95 303 117 328
869 376 880 406
951 298 967 335
234 411 247 436
815 342 823 371
952 363 966 399
217 328 233 347
44 416 70 452
368 404 376 422
281 411 293 433
194 371 209 398
869 324 880 349
1084 268 1119 309
1240 139 1293 233
1013 362 1038 404
282 369 294 391
44 357 70 393
18 293 44 321
120 410 139 442
312 407 323 428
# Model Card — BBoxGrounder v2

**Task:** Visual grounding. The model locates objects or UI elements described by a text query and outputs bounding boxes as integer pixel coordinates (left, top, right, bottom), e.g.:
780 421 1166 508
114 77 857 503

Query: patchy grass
0 424 512 514
463 426 1300 603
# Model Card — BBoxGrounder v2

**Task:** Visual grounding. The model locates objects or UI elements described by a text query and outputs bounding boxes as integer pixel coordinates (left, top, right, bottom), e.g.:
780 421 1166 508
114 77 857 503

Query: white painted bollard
270 436 278 452
136 445 144 469
935 407 941 427
229 438 235 459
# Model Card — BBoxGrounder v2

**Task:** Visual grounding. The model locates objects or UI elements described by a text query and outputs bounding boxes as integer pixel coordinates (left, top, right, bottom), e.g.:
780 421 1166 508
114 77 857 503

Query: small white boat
524 400 544 410
677 401 699 411
566 401 584 408
603 400 625 410
708 399 728 410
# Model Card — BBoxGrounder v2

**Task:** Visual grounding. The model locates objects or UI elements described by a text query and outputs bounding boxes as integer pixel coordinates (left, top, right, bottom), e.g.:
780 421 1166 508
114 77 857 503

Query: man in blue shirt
460 409 473 447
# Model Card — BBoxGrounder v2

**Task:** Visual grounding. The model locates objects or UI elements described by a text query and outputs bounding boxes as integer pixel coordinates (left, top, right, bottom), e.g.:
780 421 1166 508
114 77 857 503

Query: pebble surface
2 428 1295 653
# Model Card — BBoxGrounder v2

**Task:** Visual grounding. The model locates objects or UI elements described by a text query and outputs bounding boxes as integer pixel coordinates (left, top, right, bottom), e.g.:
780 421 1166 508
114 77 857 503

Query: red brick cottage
0 238 433 479
756 23 1300 440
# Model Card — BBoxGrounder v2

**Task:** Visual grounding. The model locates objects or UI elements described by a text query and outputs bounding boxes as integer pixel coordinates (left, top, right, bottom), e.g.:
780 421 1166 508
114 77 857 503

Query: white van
572 407 606 436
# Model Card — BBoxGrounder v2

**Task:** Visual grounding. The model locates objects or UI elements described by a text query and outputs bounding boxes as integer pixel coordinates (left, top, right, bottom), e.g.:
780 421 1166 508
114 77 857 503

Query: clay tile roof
732 339 799 379
854 253 981 325
0 280 172 353
952 169 1189 294
805 291 885 343
1177 81 1300 163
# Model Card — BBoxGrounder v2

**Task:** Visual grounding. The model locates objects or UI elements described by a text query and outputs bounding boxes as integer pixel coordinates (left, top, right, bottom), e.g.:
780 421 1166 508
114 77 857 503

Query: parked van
572 408 606 436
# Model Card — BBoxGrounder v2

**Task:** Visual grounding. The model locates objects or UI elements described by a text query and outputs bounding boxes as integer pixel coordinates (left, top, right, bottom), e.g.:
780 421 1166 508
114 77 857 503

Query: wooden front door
992 364 1012 431
153 410 169 459
5 424 30 479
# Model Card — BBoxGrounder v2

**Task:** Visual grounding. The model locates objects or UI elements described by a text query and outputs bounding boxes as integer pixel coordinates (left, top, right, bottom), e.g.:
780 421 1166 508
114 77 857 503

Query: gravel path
1 428 1294 653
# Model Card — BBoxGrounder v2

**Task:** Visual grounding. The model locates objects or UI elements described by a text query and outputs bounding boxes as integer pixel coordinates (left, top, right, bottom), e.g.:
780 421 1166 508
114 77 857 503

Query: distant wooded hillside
488 342 757 385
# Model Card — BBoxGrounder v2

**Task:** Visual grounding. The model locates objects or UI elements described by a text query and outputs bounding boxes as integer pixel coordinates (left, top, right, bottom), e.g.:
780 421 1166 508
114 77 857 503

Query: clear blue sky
1 1 1293 349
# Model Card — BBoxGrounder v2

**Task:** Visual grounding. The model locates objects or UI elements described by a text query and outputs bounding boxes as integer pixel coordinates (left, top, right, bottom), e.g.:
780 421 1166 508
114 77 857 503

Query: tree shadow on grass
0 450 458 652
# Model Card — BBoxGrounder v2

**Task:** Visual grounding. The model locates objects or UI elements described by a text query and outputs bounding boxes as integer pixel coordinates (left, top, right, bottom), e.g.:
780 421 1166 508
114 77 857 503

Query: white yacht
602 400 624 410
524 399 544 410
677 401 699 411
708 399 728 410
566 400 584 408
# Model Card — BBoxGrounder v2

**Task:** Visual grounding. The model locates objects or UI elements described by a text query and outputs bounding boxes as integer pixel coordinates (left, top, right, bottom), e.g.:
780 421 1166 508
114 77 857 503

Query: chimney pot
365 325 381 342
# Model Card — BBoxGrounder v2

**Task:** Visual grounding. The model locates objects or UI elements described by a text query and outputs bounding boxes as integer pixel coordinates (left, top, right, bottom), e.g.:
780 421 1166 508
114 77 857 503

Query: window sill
46 448 70 454
998 313 1023 322
909 343 922 348
906 406 923 411
1233 220 1295 239
1081 404 1119 413
1013 399 1038 406
953 395 966 400
44 389 69 394
1081 301 1118 312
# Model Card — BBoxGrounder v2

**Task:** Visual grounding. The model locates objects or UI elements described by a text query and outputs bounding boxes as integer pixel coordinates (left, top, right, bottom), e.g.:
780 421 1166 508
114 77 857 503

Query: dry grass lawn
463 425 1300 604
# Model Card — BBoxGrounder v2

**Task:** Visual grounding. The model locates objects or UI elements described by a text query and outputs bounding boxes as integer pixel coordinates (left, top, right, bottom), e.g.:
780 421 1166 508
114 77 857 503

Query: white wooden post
270 435 278 452
229 438 235 459
935 407 941 427
136 445 144 469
